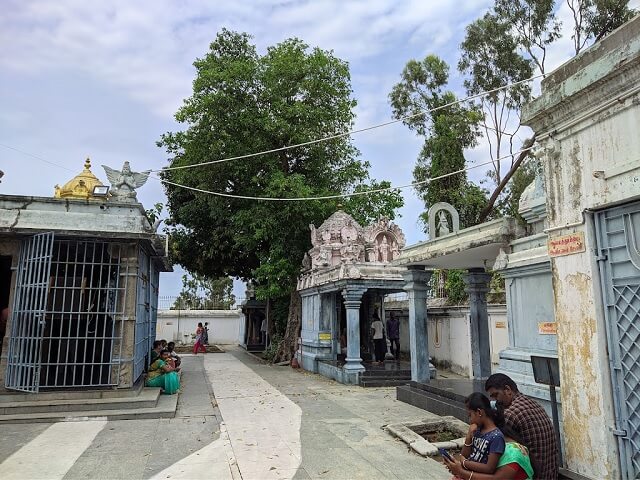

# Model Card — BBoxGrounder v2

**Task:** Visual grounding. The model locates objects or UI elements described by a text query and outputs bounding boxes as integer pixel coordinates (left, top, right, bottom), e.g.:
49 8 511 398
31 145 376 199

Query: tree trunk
477 135 536 224
274 290 302 363
266 297 274 340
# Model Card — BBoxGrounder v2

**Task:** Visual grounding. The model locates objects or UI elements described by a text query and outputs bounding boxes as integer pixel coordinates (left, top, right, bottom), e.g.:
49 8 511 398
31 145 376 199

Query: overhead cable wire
151 145 535 201
152 73 545 173
0 142 76 172
0 74 544 178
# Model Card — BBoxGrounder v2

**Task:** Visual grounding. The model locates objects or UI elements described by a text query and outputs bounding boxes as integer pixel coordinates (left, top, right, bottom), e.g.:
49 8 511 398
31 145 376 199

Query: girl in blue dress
446 392 506 479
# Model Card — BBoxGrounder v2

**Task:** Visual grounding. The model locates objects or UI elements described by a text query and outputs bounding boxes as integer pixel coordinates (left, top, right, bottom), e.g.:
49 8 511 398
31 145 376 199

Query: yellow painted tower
54 158 106 200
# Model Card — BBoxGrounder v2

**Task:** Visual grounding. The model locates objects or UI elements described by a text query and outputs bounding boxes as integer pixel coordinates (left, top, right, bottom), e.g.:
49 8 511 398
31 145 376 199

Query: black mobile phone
438 448 453 461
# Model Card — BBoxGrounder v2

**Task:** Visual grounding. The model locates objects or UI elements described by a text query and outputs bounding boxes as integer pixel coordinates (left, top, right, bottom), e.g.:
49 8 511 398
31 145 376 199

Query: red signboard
548 232 586 257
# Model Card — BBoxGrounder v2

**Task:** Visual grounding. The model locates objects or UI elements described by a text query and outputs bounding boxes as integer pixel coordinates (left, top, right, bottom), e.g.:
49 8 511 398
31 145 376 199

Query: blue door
595 201 640 479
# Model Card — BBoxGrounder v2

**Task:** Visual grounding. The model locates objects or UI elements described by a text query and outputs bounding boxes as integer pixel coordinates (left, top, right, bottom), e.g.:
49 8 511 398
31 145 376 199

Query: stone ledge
0 392 177 424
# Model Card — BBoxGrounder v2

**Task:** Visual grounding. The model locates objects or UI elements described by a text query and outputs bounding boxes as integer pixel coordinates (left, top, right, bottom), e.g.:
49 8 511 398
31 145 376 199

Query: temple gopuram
296 210 408 385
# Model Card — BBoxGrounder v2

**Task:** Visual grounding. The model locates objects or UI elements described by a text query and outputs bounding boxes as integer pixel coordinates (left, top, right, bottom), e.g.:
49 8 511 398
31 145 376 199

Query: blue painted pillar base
402 266 432 383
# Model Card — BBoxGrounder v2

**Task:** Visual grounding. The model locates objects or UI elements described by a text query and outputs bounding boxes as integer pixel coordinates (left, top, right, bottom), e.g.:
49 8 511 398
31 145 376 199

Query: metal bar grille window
39 240 130 388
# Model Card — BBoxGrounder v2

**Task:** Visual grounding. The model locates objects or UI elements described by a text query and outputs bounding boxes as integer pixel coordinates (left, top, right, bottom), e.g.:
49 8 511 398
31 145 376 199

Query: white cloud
1 0 493 118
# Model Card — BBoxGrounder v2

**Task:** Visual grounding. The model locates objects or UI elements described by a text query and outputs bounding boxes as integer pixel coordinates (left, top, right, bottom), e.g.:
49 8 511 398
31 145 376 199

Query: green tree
144 202 164 225
497 158 538 223
567 0 636 54
342 180 404 227
458 11 537 223
173 273 235 310
389 55 487 230
160 30 402 360
459 13 534 186
468 0 634 222
494 0 561 74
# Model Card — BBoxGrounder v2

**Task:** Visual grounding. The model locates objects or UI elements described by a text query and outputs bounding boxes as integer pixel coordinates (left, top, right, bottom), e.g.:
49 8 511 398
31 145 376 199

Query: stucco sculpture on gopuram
298 210 405 289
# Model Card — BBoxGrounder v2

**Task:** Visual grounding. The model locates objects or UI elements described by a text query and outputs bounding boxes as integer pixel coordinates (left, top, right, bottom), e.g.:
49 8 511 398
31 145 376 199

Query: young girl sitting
445 392 506 479
446 425 534 479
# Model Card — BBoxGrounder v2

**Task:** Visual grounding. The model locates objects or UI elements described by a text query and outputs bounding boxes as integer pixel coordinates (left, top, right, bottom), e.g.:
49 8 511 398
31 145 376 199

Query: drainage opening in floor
410 425 461 443
384 417 469 458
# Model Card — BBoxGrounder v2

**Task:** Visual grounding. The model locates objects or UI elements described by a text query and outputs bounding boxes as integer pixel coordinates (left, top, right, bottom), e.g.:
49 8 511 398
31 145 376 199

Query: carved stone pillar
402 266 432 383
341 287 367 373
464 268 492 379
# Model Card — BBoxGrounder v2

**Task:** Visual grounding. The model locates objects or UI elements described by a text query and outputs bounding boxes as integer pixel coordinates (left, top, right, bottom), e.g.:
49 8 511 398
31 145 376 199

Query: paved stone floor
0 347 450 480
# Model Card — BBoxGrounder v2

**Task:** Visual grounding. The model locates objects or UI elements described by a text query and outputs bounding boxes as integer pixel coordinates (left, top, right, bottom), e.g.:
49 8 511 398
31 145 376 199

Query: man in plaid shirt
486 373 559 479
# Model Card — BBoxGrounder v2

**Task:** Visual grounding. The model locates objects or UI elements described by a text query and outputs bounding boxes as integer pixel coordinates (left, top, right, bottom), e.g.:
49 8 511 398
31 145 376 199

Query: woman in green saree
146 349 180 394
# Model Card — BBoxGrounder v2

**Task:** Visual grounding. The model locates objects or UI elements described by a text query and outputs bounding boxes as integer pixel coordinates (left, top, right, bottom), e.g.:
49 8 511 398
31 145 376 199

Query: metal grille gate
5 233 55 392
595 201 640 479
40 239 128 388
5 237 130 392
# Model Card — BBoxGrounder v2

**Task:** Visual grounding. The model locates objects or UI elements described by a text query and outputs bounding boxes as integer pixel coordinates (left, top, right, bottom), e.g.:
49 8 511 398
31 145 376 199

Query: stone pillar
116 245 140 389
402 266 432 383
341 287 367 373
464 268 492 379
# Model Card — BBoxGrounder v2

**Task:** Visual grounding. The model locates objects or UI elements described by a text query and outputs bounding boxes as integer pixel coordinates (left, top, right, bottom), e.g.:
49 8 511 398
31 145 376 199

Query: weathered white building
521 15 640 479
384 303 508 378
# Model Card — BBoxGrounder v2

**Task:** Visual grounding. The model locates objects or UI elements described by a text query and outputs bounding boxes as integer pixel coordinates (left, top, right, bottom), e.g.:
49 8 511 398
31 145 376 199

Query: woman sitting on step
146 349 180 394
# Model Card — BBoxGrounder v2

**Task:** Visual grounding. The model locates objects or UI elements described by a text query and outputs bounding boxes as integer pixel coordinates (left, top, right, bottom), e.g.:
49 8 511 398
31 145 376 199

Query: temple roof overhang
394 217 517 270
0 194 154 237
241 298 266 311
0 193 172 271
297 262 406 293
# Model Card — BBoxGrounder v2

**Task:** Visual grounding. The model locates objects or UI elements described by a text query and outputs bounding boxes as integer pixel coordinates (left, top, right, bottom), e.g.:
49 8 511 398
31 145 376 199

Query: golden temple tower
54 158 106 200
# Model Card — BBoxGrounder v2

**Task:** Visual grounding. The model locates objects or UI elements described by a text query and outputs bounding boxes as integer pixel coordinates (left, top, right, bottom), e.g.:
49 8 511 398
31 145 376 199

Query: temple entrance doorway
337 298 347 363
0 255 12 357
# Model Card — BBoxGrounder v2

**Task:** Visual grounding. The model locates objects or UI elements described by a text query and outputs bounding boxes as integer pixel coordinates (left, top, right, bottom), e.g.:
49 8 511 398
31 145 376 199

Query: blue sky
2 1 636 297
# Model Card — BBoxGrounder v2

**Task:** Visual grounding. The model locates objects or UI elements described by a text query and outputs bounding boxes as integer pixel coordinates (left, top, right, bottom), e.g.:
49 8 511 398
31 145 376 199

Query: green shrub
445 270 468 305
263 334 283 363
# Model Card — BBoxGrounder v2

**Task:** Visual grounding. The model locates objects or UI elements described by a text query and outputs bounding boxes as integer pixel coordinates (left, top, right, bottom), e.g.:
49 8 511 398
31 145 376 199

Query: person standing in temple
386 312 400 362
370 312 386 365
260 316 267 345
202 322 209 346
193 322 206 354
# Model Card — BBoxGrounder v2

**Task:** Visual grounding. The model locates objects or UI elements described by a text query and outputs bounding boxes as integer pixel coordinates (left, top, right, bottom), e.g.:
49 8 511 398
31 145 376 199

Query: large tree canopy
159 29 402 301
392 1 636 232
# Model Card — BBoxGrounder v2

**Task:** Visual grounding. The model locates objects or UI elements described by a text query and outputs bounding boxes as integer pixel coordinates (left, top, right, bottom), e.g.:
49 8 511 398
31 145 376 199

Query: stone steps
0 376 180 424
361 369 411 378
0 388 161 415
0 381 145 402
0 393 178 424
360 377 411 388
397 379 486 422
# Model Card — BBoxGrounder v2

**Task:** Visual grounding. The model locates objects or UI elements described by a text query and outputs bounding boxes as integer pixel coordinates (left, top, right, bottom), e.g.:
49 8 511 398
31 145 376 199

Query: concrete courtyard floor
0 347 450 480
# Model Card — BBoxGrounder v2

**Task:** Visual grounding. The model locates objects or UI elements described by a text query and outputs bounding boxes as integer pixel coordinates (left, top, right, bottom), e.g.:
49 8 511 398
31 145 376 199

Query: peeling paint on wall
552 265 607 477
568 141 583 211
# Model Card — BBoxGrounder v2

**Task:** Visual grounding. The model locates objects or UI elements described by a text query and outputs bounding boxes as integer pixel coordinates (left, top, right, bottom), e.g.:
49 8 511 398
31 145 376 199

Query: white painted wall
390 304 508 377
156 310 243 345
427 306 508 377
